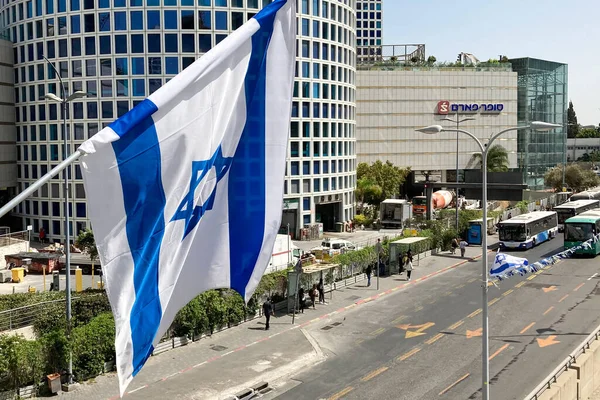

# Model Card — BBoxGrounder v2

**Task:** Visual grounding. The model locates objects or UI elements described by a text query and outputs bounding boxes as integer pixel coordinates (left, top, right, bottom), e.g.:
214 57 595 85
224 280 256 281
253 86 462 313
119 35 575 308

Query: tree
567 101 579 138
544 164 600 192
576 127 600 138
356 161 410 205
75 229 99 281
356 177 383 212
75 229 98 262
470 145 509 172
426 55 437 65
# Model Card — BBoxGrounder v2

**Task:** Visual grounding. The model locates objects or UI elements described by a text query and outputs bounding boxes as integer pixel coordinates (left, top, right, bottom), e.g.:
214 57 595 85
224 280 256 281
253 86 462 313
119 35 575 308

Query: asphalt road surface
271 234 600 400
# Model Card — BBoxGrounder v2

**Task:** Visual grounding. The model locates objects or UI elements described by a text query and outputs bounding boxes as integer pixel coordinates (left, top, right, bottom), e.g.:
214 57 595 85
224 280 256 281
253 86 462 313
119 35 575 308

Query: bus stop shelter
388 237 430 275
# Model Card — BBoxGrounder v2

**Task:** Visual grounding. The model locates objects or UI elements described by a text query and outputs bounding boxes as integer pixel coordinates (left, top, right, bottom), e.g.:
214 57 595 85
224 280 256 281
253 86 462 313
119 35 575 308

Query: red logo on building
437 101 450 115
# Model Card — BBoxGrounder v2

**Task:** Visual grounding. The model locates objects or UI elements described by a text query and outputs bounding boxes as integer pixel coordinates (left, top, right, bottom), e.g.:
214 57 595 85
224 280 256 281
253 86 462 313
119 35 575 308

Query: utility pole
442 115 476 231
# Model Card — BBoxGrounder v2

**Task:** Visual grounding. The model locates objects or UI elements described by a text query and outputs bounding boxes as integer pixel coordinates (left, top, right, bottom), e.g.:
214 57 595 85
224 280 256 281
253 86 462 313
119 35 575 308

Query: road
271 234 600 400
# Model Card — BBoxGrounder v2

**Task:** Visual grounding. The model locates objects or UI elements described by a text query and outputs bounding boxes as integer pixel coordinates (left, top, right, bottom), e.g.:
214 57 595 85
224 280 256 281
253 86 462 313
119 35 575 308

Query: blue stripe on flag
110 98 166 376
228 0 286 296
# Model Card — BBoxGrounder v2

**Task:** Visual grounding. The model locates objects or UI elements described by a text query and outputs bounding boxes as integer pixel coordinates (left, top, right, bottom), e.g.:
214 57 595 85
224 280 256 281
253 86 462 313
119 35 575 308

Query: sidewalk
56 246 486 400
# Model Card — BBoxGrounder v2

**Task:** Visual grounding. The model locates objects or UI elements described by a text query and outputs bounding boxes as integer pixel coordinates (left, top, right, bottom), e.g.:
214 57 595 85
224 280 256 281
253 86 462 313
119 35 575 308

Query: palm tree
470 144 509 172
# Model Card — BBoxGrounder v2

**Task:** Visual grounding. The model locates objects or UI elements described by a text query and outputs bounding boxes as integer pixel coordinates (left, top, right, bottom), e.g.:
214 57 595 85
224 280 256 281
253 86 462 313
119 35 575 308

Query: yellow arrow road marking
542 286 558 293
397 322 435 338
466 328 483 339
537 335 560 348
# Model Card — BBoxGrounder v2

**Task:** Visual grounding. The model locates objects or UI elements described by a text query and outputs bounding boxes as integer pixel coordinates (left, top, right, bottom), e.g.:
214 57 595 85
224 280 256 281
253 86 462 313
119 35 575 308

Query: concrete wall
537 340 600 400
567 138 600 161
356 68 518 174
0 240 29 269
0 38 15 190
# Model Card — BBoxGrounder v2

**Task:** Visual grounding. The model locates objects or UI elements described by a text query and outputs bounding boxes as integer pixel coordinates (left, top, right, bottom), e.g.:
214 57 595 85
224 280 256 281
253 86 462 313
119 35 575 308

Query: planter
103 360 115 373
18 384 35 398
47 373 61 393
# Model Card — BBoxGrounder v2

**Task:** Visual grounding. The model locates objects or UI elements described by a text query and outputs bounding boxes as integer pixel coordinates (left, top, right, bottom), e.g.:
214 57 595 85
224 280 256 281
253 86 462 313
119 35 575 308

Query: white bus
498 211 559 250
553 199 600 231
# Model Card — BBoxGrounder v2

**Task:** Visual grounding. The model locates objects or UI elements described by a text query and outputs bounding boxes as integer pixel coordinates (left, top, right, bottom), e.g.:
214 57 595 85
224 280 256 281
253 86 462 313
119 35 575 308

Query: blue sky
383 0 599 126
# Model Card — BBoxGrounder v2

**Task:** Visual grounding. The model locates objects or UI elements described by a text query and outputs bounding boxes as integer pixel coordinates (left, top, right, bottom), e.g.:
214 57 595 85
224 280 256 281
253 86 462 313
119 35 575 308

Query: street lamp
42 55 87 385
442 116 476 232
416 120 562 400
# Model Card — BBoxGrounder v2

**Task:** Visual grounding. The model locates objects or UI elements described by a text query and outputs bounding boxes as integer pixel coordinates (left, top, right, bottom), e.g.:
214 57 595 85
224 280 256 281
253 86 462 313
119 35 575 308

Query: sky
383 0 599 126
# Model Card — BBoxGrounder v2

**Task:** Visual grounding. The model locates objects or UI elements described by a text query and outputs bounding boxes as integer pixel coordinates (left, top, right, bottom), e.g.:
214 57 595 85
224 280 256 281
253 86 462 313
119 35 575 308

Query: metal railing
525 323 600 399
0 294 104 332
0 230 29 248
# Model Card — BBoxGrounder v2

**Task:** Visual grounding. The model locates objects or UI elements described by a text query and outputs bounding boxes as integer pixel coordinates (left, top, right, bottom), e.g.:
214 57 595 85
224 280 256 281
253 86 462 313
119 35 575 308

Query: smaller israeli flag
490 252 530 280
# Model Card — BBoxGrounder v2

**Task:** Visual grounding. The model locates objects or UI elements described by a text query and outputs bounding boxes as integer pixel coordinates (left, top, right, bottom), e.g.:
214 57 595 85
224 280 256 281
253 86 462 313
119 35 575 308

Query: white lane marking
588 273 598 281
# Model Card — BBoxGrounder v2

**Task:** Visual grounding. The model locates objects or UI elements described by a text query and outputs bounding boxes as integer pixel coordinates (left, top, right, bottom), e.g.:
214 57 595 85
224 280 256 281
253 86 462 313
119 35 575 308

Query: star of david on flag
78 0 296 395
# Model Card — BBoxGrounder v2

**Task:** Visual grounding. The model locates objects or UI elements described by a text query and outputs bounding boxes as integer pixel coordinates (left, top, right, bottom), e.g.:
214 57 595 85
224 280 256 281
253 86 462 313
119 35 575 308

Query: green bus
564 210 600 256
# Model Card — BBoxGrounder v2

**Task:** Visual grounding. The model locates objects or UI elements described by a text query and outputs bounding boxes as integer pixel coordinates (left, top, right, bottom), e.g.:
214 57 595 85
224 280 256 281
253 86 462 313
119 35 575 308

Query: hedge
33 293 112 337
0 289 106 313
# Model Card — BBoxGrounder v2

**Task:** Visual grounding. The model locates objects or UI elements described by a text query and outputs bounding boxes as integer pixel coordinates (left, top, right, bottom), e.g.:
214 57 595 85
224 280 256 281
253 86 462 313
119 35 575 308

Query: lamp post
416 121 561 400
442 115 476 231
42 55 87 385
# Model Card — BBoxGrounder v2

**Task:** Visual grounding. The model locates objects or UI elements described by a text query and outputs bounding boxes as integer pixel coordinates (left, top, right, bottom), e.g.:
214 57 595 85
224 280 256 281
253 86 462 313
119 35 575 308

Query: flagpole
0 151 83 219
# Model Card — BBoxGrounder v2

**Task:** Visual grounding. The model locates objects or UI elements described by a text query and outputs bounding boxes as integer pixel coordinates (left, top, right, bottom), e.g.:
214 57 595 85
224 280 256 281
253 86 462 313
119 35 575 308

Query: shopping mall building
356 55 568 190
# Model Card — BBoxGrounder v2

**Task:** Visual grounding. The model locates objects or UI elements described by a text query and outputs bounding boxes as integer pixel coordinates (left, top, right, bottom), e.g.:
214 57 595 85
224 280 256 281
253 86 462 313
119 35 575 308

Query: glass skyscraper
3 0 356 241
355 0 381 63
510 57 568 190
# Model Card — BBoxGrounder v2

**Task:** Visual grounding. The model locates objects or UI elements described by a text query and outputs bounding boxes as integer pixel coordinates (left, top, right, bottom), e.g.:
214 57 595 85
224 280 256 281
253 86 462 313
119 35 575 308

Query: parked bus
570 188 600 201
498 211 558 250
553 199 600 231
564 210 600 256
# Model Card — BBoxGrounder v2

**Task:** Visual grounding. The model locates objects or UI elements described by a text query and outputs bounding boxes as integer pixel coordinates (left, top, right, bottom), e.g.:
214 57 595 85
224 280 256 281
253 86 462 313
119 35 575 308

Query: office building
4 0 356 241
510 57 568 190
0 38 16 211
356 0 381 63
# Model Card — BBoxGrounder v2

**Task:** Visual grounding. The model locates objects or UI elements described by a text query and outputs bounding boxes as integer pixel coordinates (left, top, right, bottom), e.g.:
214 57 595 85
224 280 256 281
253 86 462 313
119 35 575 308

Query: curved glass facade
3 0 356 241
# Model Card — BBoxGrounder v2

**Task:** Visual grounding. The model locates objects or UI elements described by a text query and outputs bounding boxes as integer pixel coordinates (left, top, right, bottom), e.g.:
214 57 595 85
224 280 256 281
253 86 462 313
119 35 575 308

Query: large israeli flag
78 0 295 395
490 252 530 280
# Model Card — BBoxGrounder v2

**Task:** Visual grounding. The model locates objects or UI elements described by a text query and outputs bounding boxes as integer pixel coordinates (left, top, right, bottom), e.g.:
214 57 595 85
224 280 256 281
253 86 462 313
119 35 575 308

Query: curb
108 252 486 399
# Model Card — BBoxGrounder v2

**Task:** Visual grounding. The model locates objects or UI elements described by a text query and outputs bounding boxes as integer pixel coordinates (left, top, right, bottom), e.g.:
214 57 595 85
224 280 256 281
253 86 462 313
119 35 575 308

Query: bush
32 293 111 337
0 290 106 313
198 291 227 334
71 312 115 381
41 330 69 374
0 335 44 391
353 214 372 227
171 296 208 338
224 291 245 326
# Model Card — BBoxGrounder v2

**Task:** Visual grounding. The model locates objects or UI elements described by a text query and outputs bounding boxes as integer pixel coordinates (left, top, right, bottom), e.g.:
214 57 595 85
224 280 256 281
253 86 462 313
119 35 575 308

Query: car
310 238 360 255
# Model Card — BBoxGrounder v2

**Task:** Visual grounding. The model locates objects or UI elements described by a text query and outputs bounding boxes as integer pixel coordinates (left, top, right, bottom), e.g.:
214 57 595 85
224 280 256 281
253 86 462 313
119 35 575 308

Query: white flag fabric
489 252 530 280
78 0 295 395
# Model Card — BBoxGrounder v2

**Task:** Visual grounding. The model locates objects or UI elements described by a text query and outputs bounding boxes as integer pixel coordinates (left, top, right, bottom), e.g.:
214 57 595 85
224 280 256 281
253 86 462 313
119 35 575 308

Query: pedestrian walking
318 278 325 304
398 252 405 275
459 239 468 258
366 264 372 286
451 237 458 255
404 250 414 281
309 284 317 309
298 287 305 313
39 227 46 244
262 297 274 330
